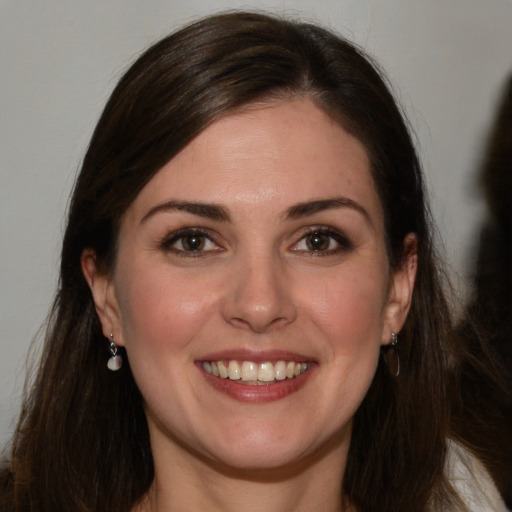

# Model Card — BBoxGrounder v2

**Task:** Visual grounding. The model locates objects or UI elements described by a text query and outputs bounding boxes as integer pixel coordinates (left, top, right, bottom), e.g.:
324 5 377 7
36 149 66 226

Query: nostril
221 264 298 332
227 314 291 334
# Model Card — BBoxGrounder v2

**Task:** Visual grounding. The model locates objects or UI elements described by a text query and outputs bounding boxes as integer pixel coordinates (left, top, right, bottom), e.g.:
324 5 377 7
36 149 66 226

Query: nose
222 253 297 334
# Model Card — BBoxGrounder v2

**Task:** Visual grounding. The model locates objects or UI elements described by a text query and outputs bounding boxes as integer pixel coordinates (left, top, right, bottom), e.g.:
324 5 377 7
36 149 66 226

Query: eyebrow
140 200 230 224
140 196 371 226
285 197 371 224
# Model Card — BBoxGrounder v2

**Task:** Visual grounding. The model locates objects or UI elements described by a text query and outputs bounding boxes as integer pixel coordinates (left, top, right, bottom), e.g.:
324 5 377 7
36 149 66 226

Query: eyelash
159 226 353 257
291 227 354 256
159 228 221 257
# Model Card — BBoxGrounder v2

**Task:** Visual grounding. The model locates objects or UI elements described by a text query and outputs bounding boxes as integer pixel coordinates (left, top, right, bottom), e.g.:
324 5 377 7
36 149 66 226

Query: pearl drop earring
107 333 123 371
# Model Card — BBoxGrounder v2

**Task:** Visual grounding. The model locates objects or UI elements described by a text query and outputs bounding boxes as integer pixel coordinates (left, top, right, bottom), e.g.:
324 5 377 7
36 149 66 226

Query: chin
195 419 349 476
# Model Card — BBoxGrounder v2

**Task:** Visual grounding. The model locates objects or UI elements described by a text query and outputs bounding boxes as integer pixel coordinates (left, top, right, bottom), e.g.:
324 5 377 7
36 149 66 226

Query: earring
107 333 123 371
384 332 400 377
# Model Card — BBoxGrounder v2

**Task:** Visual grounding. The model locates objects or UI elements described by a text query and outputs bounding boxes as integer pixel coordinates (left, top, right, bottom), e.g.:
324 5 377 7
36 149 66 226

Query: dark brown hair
0 11 476 511
452 76 512 508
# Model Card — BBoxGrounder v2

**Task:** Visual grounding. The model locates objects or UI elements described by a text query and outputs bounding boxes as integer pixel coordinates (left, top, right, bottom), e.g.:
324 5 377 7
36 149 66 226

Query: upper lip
197 348 315 364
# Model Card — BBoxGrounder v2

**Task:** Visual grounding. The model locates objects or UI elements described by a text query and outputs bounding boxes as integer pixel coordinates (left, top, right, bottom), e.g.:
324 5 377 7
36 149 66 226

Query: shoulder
445 440 509 512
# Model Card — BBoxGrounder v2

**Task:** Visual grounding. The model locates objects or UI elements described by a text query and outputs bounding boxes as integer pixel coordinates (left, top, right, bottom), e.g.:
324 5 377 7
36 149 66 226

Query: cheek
309 267 388 412
305 267 388 348
114 262 219 357
284 267 387 433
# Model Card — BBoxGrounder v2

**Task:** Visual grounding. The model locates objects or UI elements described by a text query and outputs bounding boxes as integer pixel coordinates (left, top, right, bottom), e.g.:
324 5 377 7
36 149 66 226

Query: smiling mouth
201 360 310 385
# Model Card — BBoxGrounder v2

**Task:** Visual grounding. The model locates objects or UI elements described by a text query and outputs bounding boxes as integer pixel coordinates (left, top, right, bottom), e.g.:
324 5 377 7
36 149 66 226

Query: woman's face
86 98 415 473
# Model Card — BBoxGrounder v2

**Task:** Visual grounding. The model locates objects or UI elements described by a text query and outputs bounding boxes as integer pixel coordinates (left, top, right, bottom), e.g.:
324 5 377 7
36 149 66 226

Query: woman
0 11 507 512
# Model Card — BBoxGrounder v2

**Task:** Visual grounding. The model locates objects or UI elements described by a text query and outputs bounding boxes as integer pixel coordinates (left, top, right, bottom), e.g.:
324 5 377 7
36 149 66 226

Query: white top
446 441 508 512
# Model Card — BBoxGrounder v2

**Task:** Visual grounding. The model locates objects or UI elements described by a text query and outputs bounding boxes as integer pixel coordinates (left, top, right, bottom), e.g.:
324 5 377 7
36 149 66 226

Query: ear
382 233 418 345
81 248 124 346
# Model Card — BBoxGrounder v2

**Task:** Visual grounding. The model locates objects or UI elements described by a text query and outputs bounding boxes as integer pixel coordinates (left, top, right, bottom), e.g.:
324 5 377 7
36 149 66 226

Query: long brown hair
0 11 480 511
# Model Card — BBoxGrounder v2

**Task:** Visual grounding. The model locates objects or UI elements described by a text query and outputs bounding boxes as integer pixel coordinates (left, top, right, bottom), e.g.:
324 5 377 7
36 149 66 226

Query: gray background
1 0 511 449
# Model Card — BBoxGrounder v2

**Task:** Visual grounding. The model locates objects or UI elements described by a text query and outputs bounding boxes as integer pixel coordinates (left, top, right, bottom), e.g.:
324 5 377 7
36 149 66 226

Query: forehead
124 98 383 225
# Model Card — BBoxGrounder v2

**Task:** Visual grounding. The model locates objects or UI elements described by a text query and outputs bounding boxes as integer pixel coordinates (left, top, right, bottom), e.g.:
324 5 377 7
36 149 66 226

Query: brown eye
291 228 353 255
181 234 206 251
305 232 331 251
160 228 220 256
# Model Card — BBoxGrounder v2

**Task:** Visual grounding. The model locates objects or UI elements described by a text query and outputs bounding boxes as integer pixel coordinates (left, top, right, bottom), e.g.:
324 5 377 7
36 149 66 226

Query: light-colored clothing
447 441 508 511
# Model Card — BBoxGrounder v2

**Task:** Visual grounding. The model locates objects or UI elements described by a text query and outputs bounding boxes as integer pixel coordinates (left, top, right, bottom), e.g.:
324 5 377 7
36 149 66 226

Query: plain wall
1 0 511 449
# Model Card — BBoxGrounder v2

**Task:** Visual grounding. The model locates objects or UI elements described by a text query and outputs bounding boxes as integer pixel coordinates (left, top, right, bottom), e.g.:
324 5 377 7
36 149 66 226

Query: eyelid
158 225 353 258
159 227 223 256
290 226 354 254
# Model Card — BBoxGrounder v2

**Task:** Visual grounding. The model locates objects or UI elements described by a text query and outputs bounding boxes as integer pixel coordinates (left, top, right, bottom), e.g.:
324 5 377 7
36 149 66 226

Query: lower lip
199 366 314 403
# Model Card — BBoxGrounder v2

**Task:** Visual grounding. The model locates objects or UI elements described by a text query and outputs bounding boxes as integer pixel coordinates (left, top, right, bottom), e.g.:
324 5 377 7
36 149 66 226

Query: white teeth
202 360 309 383
241 361 258 381
257 362 275 382
218 361 229 378
228 360 241 380
286 361 295 379
274 361 286 380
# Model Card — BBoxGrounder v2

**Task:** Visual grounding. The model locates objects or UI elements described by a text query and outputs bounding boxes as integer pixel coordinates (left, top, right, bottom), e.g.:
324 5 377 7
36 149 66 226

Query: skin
83 97 417 512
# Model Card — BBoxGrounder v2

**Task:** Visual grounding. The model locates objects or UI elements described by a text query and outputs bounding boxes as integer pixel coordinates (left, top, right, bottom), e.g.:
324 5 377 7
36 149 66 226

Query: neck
135 429 352 512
